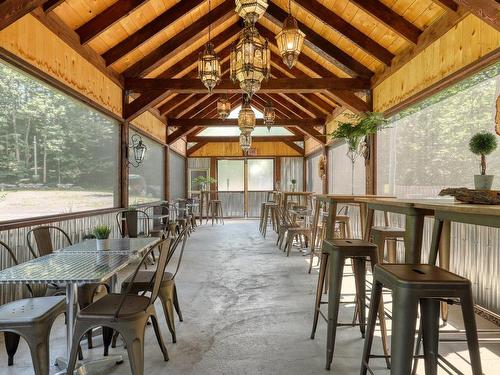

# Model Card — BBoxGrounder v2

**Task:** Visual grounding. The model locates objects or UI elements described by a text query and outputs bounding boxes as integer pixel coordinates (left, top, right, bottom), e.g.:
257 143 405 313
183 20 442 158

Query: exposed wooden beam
293 126 325 144
283 140 305 155
0 0 48 31
293 0 394 65
102 0 204 65
187 136 303 142
262 93 310 118
43 0 64 12
348 0 422 44
125 77 370 93
453 0 500 31
157 94 193 116
123 1 234 77
253 94 292 119
183 95 221 118
276 92 324 118
257 25 371 113
432 0 459 11
167 93 210 118
265 2 373 78
76 0 147 45
202 94 240 118
168 118 325 127
372 7 469 87
30 8 124 87
167 125 197 145
187 141 209 156
124 91 172 121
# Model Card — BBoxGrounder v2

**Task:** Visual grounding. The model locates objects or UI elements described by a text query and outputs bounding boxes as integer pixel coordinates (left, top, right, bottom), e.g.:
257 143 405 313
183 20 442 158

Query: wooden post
120 122 129 208
303 157 307 192
275 157 281 190
322 145 328 194
165 145 171 201
365 133 377 195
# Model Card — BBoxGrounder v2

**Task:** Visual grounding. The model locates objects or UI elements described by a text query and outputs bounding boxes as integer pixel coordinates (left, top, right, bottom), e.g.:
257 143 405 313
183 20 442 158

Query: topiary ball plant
469 132 498 175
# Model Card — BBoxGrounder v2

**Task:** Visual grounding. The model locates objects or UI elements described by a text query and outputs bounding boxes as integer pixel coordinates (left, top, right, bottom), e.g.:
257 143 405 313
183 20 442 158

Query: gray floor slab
0 219 498 374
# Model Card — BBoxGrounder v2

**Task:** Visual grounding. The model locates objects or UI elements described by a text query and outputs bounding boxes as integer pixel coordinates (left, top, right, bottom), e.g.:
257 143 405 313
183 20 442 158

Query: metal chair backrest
26 225 72 259
115 237 171 318
0 240 35 297
166 225 189 279
117 209 150 238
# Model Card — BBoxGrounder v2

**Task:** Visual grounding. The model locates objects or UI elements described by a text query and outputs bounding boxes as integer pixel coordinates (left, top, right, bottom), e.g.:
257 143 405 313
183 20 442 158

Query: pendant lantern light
239 130 252 152
230 19 270 98
238 95 256 152
217 96 232 120
235 0 268 24
264 101 275 132
276 0 305 69
198 0 221 92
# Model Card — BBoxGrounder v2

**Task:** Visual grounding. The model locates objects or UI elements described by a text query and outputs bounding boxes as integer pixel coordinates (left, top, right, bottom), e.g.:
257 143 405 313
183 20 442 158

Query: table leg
363 208 374 242
359 203 367 240
55 283 78 372
439 220 451 322
404 214 425 264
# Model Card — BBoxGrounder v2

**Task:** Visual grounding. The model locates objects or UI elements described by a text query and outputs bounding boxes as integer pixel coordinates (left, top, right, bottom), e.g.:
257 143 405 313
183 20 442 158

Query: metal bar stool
262 202 278 238
312 239 390 370
361 264 482 375
207 199 224 225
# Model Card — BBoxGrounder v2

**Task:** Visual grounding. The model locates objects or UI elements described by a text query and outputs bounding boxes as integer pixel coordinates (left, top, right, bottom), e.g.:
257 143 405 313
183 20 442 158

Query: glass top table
59 237 160 256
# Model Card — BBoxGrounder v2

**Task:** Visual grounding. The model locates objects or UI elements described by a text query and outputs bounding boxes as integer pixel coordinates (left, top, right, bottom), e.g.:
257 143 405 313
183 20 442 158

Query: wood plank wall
190 142 302 157
0 14 122 116
373 14 500 113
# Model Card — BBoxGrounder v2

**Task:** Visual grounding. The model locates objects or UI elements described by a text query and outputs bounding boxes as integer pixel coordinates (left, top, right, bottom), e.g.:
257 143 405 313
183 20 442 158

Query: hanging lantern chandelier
198 1 221 92
276 0 305 69
230 19 270 98
238 95 256 151
235 0 268 24
217 96 232 120
264 101 275 131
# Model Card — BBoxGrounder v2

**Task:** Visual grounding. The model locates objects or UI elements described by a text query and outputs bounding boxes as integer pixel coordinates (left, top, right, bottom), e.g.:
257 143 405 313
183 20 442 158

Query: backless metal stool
207 200 224 225
262 202 278 238
312 239 390 370
361 264 482 375
370 226 405 263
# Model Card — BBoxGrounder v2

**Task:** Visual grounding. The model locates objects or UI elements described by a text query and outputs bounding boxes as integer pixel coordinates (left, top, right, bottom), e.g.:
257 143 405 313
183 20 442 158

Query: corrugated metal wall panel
169 151 186 200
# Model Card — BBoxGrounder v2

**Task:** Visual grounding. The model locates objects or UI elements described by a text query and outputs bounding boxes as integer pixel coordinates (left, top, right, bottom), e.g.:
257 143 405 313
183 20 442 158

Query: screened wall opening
377 63 500 198
0 59 120 221
128 129 164 205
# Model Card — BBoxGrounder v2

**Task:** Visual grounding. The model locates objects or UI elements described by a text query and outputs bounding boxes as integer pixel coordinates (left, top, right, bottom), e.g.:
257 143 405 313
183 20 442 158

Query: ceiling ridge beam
187 136 303 142
76 0 148 45
102 0 205 66
293 0 394 65
123 0 234 77
43 0 64 12
348 0 422 44
0 0 48 31
265 2 373 78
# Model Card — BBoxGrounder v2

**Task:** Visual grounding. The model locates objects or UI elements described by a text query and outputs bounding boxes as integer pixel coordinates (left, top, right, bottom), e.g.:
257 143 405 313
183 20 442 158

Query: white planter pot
96 239 110 251
474 175 494 190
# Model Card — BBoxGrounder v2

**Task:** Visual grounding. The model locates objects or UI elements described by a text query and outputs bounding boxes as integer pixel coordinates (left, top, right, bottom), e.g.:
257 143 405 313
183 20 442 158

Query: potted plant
192 176 217 191
469 132 498 190
92 224 112 251
290 179 297 192
330 112 387 194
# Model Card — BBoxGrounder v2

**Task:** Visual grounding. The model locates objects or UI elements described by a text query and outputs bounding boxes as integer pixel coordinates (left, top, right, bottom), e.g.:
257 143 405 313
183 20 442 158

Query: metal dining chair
65 238 171 375
116 209 151 238
117 226 189 345
26 225 112 352
0 240 65 375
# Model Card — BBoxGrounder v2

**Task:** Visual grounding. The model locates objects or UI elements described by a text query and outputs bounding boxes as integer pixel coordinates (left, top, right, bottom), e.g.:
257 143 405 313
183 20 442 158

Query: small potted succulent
469 132 498 190
92 224 112 251
290 179 297 192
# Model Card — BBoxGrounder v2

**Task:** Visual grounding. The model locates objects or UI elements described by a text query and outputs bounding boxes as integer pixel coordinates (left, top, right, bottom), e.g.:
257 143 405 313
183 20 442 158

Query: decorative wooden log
439 188 500 205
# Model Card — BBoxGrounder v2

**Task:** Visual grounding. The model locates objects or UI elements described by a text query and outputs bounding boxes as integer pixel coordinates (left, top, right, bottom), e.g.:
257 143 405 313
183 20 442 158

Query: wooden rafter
123 91 171 120
167 126 197 145
183 95 221 118
348 0 422 44
253 95 292 119
168 118 325 127
125 78 370 93
283 140 305 155
158 94 194 116
431 0 459 12
453 0 500 31
102 0 204 65
293 0 394 65
187 141 209 156
43 0 64 12
123 1 234 77
275 92 324 118
203 94 241 118
293 126 325 144
166 94 211 118
264 2 373 78
257 25 370 113
0 0 48 31
76 0 147 45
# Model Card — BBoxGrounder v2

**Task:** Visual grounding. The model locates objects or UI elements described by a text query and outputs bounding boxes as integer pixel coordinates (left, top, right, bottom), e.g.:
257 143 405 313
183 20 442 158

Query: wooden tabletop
354 197 431 207
413 200 500 216
316 194 395 203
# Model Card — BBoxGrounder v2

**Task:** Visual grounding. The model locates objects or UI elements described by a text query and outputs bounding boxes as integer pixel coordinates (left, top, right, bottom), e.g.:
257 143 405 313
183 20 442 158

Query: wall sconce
129 134 147 167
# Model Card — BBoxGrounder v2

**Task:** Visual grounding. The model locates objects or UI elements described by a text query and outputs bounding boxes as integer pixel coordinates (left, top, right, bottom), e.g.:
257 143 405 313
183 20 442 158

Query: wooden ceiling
2 0 498 148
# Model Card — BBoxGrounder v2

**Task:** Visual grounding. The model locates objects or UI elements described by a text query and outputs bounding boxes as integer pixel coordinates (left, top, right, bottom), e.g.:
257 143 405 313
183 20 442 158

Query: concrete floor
0 219 499 374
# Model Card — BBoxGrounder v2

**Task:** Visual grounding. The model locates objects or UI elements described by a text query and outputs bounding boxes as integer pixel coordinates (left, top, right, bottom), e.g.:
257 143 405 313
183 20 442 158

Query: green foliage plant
192 176 217 190
469 132 497 175
92 224 111 240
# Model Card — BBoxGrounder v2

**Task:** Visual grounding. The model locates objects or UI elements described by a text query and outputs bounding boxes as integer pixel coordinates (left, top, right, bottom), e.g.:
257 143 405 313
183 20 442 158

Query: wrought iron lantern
217 96 232 120
198 1 221 92
235 0 268 24
263 101 275 131
275 0 305 69
230 20 270 98
129 134 147 168
239 130 252 152
238 96 256 133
